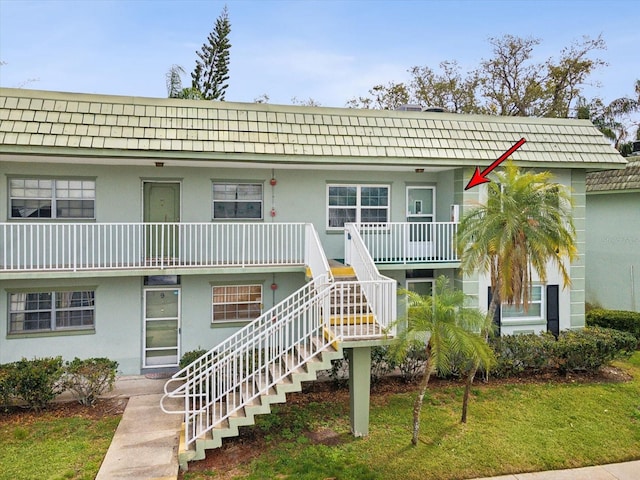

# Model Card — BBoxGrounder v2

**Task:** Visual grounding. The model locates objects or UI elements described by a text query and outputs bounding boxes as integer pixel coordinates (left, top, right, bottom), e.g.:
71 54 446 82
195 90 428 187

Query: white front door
143 287 180 368
406 186 435 260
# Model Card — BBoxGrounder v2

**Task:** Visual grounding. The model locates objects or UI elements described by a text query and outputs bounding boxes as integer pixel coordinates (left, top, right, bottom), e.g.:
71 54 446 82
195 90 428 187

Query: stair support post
347 346 371 437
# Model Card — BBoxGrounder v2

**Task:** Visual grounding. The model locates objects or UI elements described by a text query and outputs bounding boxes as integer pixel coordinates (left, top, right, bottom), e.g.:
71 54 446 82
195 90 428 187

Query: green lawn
1 355 639 480
185 352 640 480
0 407 120 480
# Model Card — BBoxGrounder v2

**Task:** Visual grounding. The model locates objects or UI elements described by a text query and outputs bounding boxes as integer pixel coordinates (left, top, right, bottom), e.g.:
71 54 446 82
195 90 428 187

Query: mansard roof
0 88 625 169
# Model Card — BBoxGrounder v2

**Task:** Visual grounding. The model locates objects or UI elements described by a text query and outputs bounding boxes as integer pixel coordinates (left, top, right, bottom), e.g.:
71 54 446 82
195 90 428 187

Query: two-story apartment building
0 88 626 460
0 87 625 375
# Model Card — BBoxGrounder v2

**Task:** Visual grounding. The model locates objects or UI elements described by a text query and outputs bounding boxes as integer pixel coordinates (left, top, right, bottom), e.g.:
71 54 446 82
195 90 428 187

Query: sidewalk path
95 376 182 480
471 460 640 480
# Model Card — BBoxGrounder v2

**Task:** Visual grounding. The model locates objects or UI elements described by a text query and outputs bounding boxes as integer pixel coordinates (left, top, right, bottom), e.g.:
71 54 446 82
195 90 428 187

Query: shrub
397 340 427 383
328 351 349 388
9 357 64 411
554 326 637 374
370 346 395 384
489 333 556 378
0 364 14 410
586 309 640 346
62 357 119 406
179 348 208 370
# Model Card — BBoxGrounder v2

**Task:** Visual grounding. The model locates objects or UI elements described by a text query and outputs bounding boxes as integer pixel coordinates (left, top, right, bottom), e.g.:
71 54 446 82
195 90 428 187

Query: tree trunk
461 363 477 423
461 291 500 423
412 356 432 446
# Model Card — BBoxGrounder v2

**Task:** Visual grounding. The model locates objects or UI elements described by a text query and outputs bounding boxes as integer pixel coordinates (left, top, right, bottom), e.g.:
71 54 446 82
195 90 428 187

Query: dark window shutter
488 286 501 335
546 285 560 337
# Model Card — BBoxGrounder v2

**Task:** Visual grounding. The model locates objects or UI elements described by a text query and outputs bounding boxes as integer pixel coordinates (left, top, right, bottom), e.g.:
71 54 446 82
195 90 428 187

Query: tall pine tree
192 5 231 101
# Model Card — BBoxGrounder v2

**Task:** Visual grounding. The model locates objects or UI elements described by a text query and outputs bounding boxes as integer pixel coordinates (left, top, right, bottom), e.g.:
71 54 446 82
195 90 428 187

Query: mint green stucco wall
586 191 640 312
0 276 142 373
2 160 456 373
0 271 307 374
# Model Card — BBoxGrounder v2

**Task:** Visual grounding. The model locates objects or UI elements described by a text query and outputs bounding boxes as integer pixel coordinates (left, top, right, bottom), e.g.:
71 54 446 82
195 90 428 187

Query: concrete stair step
179 336 344 470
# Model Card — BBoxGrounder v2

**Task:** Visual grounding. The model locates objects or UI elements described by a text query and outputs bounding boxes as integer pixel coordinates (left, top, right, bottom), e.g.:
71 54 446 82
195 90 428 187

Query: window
213 183 263 219
502 285 543 320
212 285 262 323
10 178 95 219
9 290 95 334
327 184 389 228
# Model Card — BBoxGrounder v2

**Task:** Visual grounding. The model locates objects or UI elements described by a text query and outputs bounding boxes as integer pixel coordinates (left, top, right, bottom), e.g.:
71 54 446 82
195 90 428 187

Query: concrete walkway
93 376 640 480
471 461 640 479
95 376 182 480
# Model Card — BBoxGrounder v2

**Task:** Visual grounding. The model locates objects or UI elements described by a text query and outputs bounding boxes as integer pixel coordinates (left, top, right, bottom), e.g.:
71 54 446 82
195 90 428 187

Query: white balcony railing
0 222 307 272
352 222 459 264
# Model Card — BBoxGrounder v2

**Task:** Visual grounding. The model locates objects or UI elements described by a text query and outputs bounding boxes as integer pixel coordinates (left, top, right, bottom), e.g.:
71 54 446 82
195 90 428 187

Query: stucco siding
586 191 640 311
0 276 142 373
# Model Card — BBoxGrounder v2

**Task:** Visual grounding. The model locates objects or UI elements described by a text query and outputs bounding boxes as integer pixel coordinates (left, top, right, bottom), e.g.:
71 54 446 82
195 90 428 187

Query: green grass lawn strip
224 352 640 480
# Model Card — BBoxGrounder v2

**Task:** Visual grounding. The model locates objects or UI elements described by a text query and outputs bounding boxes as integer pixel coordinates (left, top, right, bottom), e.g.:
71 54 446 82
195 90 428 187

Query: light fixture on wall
414 168 424 173
270 178 277 186
155 162 164 168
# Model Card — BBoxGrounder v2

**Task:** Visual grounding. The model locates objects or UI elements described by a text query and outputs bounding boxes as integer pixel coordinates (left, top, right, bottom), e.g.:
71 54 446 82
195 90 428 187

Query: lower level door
143 288 180 368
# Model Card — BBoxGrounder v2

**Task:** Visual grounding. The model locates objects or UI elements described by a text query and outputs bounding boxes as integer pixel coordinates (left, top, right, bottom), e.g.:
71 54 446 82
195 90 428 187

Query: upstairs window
9 290 96 334
327 184 389 229
213 183 263 220
10 178 95 219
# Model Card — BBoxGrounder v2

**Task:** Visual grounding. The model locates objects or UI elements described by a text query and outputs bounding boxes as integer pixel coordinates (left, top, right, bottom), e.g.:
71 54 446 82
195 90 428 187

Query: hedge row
490 326 636 378
0 356 118 411
586 308 640 345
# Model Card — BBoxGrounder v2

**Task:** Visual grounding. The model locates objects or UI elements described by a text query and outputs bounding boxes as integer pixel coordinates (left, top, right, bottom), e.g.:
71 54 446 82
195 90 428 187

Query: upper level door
406 186 435 259
143 182 180 260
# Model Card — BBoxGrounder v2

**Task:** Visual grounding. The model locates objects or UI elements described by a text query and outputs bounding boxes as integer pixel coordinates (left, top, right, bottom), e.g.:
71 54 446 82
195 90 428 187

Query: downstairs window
212 285 262 323
8 290 95 334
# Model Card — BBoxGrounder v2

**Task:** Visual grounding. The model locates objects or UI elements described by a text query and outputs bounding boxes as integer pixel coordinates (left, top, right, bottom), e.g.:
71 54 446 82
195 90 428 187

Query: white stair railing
161 276 337 446
344 223 397 337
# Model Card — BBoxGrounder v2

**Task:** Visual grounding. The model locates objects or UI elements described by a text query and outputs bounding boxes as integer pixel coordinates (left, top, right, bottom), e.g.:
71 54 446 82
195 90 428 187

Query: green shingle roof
0 88 625 168
586 159 640 192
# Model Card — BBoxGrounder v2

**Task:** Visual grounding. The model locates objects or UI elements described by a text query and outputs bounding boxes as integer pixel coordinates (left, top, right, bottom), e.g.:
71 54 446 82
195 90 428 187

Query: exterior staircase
175 334 343 469
161 224 396 471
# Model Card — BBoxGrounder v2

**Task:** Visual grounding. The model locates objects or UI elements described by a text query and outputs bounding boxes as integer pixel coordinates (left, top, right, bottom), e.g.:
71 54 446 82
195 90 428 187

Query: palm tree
457 162 577 420
394 275 493 446
458 161 576 327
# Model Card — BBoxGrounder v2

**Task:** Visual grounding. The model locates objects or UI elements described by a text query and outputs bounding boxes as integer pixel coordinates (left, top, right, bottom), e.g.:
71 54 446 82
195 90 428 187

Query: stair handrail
162 276 341 446
344 223 397 336
305 223 334 282
161 275 330 406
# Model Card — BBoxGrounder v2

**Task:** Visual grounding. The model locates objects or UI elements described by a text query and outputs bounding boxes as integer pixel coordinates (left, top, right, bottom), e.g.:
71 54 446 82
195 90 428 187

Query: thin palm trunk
461 364 476 423
412 355 432 446
460 293 499 423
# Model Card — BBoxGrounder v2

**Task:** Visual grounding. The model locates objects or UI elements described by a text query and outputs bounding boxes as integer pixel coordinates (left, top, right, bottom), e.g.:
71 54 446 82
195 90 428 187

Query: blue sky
0 0 637 108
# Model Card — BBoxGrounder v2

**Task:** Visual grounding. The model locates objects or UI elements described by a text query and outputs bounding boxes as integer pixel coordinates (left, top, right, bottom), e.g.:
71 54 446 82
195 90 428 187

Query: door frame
142 179 182 222
406 278 434 296
405 185 436 258
142 285 181 369
142 180 182 261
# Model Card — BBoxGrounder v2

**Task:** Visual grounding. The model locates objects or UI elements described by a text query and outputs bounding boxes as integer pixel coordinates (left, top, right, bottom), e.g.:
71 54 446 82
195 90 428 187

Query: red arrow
464 137 527 190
